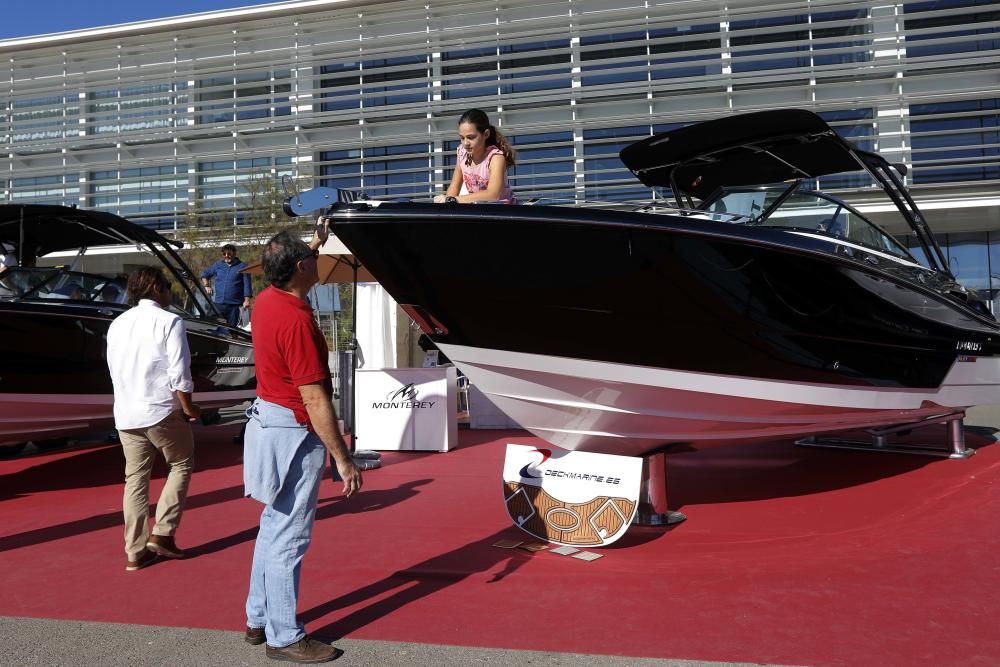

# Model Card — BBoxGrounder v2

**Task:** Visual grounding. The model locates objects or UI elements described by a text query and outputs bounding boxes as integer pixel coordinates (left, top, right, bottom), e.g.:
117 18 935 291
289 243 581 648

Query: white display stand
355 367 457 452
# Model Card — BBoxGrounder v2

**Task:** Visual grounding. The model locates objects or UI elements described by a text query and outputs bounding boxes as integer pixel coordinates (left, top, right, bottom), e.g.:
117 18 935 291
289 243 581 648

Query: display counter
354 366 457 452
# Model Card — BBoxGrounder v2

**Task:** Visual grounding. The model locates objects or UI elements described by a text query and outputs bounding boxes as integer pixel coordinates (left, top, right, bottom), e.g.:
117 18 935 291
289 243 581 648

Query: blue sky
1 1 269 39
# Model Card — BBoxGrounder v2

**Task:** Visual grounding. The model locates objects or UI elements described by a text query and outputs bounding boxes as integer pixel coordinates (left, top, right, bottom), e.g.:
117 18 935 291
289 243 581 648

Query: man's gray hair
261 231 311 287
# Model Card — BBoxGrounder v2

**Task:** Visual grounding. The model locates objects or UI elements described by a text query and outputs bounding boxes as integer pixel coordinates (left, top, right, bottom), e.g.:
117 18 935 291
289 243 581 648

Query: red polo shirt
251 285 332 428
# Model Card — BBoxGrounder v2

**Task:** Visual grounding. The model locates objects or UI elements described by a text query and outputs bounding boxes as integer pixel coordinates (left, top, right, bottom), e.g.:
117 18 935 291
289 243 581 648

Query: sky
1 0 273 39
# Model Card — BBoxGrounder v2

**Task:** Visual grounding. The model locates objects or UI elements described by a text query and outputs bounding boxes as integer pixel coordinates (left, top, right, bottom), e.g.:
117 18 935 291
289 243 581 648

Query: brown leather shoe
146 534 185 559
265 636 343 663
125 548 158 571
246 626 265 645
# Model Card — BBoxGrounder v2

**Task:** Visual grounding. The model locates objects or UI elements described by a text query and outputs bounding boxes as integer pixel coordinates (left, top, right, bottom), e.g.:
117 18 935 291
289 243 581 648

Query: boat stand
633 450 688 526
795 411 976 459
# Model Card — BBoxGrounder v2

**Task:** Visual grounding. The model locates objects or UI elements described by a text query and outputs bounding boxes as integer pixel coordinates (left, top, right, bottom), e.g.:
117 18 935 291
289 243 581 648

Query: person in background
106 266 200 572
434 108 517 204
200 243 252 327
242 220 362 663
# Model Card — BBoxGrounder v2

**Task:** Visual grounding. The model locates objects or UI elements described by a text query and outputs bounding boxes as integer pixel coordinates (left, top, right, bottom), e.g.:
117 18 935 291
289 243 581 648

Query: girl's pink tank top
458 145 516 204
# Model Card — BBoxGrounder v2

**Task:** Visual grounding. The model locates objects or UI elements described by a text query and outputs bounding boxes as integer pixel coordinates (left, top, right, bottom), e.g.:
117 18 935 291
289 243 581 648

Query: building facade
2 0 1000 293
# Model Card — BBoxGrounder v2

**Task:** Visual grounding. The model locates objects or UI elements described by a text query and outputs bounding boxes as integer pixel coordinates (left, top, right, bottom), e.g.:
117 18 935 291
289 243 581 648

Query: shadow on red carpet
1 423 999 667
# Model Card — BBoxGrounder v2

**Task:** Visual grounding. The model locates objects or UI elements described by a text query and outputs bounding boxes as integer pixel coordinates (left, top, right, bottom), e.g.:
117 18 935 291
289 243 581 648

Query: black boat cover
0 204 170 258
620 109 887 199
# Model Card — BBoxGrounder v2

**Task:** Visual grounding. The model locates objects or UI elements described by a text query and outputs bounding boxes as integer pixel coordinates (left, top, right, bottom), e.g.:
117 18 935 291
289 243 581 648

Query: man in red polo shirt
242 222 362 664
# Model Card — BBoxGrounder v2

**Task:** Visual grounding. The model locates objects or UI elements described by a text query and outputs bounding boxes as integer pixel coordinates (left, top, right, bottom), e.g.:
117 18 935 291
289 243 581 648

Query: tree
175 170 314 299
173 171 351 349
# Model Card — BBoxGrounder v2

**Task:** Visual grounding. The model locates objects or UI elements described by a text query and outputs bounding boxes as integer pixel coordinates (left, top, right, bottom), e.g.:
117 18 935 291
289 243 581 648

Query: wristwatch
445 195 458 203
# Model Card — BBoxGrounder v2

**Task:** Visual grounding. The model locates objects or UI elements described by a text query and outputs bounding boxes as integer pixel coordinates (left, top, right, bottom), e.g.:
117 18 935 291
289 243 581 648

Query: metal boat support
633 450 688 526
795 411 975 459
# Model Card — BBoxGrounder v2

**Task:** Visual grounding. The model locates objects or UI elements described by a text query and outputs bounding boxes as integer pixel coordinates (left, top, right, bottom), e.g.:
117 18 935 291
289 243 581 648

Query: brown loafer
146 534 185 559
265 636 343 663
246 626 265 645
125 548 158 571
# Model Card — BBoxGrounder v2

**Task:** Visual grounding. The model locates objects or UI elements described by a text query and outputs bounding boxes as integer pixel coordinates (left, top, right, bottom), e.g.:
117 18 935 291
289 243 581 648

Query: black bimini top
620 109 886 199
0 204 173 257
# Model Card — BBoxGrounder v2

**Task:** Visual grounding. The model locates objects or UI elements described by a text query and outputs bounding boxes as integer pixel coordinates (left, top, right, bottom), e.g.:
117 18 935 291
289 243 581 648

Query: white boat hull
440 344 1000 457
0 390 256 445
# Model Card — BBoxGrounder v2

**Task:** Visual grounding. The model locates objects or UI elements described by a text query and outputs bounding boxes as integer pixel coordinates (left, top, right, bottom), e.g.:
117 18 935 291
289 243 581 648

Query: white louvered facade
2 0 1000 290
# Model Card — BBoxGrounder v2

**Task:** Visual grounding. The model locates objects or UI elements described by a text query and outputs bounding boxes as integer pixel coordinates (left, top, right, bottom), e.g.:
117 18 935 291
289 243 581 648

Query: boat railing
327 188 749 224
520 197 749 223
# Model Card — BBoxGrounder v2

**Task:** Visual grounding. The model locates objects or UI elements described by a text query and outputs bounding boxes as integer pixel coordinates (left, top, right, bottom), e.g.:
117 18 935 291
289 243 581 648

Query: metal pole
633 451 687 527
349 258 358 452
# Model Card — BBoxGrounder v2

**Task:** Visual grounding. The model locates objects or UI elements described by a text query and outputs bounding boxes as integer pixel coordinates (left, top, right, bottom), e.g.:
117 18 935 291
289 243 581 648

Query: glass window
196 70 291 125
499 39 572 94
10 173 80 206
10 94 80 144
442 46 499 100
508 131 574 198
197 157 292 210
580 30 648 87
88 83 188 135
811 9 873 67
88 164 188 223
909 99 1000 184
359 54 429 107
319 62 361 113
904 0 1000 59
945 232 990 290
729 15 810 75
582 126 655 200
648 23 722 80
319 144 430 199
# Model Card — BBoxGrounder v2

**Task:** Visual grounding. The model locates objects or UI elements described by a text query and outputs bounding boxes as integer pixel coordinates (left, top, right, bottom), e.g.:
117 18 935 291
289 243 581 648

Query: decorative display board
501 444 642 547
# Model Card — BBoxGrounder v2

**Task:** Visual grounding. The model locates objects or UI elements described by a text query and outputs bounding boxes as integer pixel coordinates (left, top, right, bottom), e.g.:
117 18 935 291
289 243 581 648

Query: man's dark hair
126 266 170 305
262 230 311 287
221 243 237 253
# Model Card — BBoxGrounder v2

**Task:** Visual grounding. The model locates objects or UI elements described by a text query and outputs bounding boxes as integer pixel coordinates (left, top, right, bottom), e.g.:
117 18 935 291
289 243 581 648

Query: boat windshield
702 184 916 262
0 264 213 320
0 268 128 304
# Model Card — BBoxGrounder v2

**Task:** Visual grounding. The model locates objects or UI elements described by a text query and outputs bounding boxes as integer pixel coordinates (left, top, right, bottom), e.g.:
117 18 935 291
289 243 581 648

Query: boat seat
821 215 848 239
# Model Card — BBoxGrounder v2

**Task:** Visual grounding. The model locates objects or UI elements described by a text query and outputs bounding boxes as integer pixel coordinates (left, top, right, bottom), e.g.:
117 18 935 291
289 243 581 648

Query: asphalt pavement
0 616 789 667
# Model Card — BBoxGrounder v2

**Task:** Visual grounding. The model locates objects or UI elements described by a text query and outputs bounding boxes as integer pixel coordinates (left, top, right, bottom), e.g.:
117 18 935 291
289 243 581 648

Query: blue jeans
217 303 241 327
245 432 325 648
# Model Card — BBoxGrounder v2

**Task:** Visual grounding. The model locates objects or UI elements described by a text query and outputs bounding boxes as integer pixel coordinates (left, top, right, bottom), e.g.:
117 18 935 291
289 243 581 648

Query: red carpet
1 423 999 666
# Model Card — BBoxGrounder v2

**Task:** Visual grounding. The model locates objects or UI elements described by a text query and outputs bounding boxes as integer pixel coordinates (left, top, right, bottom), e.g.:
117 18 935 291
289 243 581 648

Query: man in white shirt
106 266 201 571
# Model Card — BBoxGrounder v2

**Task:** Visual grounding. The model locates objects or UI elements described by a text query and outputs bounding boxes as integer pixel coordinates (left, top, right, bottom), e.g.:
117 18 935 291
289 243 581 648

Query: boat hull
0 302 255 445
328 202 1000 455
441 343 1000 456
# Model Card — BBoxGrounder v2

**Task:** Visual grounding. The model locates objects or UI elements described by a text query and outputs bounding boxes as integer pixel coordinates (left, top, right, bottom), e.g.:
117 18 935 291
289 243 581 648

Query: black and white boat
317 109 999 460
0 205 255 455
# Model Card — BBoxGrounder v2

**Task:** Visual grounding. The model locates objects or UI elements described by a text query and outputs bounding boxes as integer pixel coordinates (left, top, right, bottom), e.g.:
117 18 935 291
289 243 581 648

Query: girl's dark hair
459 108 517 166
126 266 170 305
262 230 312 288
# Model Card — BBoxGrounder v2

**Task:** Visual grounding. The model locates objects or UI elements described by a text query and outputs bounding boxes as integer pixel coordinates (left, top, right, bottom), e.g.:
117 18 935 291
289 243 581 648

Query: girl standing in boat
435 108 517 204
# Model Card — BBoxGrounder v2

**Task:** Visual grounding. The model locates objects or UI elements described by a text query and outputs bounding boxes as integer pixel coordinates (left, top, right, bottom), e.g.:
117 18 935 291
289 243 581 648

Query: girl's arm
434 166 464 202
445 164 463 195
458 154 508 202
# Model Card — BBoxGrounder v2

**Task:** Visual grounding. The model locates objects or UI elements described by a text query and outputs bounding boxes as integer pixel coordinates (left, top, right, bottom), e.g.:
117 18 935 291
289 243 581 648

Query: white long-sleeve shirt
106 299 194 430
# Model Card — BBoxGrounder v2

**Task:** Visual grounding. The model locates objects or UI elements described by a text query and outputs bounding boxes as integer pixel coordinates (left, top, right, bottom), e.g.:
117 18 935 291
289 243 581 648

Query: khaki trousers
119 409 195 558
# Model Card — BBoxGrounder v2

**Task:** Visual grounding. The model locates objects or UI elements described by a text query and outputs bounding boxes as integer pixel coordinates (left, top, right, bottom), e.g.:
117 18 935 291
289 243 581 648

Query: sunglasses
299 248 319 263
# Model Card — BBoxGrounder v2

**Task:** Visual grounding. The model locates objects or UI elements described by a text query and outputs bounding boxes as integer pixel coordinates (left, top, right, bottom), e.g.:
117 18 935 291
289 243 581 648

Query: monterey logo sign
371 382 436 410
502 444 642 547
